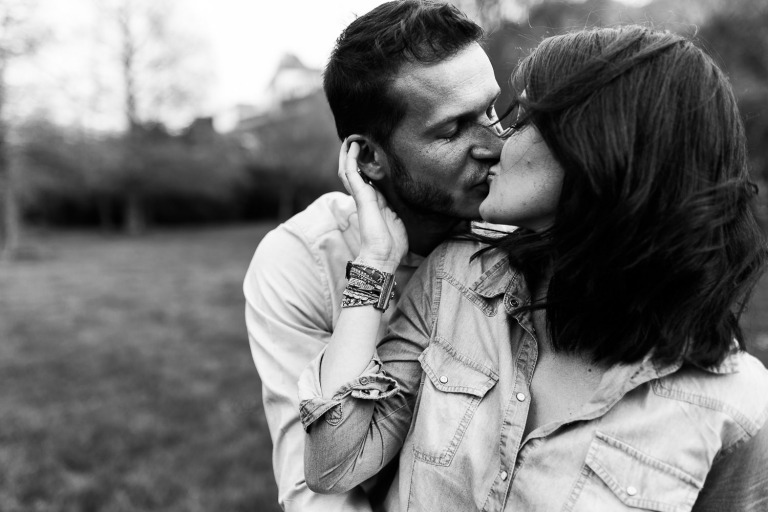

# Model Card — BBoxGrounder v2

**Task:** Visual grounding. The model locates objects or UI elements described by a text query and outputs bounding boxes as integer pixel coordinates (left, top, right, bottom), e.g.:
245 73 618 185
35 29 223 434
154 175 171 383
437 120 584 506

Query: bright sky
11 0 650 131
11 0 391 130
151 0 650 111
188 0 390 111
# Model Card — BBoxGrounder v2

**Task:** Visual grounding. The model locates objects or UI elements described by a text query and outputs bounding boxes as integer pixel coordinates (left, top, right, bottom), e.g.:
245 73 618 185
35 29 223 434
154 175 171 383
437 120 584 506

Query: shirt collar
587 341 743 419
686 339 742 375
470 249 517 299
466 245 743 379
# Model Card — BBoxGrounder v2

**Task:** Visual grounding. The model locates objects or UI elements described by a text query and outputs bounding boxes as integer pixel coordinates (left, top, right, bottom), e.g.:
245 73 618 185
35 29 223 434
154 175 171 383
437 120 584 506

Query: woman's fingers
338 139 353 194
339 137 379 203
345 142 362 195
345 142 376 201
375 187 387 210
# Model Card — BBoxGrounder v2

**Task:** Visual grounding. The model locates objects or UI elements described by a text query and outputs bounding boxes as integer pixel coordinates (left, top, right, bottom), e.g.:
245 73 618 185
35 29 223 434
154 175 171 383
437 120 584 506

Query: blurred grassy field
1 224 767 512
0 225 281 512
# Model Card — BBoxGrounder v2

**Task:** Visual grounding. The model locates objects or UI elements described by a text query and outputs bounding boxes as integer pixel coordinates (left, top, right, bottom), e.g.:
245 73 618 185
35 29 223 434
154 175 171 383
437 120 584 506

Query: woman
298 26 768 511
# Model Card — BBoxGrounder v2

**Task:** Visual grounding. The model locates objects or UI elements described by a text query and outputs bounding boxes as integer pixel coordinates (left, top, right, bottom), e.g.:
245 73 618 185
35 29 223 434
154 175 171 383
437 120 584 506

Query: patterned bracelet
341 261 397 311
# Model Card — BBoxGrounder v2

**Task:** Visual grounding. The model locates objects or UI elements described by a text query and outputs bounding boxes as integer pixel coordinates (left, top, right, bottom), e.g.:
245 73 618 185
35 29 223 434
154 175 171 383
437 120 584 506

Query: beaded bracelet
341 261 396 311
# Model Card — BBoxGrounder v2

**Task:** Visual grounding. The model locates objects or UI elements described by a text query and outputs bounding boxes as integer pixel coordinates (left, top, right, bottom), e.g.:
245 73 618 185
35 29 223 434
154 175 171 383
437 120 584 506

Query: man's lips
474 173 490 187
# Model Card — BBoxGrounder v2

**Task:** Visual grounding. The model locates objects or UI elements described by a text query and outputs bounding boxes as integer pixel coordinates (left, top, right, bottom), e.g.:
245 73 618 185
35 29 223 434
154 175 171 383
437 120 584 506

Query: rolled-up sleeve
299 351 400 430
302 248 441 494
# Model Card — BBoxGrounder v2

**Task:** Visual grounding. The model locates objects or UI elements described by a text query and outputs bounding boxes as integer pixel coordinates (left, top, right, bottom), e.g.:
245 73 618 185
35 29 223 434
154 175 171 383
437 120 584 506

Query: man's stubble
387 149 458 219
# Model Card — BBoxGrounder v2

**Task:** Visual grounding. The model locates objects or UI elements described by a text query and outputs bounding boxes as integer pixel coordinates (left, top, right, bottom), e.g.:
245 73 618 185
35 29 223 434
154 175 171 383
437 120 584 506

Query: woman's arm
319 140 408 396
302 257 436 493
693 419 768 511
300 139 425 493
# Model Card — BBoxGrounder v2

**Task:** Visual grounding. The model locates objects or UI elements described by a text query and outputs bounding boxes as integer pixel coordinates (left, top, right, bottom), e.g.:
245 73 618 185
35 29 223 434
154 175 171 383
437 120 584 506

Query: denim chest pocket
412 339 498 466
564 432 703 512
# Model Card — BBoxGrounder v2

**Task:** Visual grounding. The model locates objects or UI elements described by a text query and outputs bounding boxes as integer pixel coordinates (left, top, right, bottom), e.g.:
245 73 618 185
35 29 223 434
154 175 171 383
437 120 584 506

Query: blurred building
266 54 323 105
218 53 323 136
224 53 338 219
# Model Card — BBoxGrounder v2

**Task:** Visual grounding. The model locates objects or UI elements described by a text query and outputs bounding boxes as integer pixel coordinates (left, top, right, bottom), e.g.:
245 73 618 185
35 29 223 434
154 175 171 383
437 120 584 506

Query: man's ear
348 134 388 181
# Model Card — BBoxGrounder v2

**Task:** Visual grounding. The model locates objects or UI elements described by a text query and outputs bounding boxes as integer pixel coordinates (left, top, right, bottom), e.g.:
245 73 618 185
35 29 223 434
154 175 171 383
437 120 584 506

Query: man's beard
388 150 457 218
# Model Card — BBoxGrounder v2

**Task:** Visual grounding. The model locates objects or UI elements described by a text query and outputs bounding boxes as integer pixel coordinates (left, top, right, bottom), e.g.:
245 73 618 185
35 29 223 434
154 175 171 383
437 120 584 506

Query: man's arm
244 226 374 512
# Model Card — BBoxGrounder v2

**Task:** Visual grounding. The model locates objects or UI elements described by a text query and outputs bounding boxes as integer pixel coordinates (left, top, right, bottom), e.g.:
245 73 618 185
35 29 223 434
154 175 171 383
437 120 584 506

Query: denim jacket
299 239 768 512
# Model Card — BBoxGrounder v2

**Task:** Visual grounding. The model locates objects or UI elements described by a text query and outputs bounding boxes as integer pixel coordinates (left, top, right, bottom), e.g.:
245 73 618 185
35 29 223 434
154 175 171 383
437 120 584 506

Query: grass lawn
1 224 767 511
1 225 281 512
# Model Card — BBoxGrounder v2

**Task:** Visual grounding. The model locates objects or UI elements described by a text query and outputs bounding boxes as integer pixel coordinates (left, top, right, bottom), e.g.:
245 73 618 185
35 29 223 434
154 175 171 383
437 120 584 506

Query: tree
698 0 768 228
93 0 211 233
450 0 530 31
241 90 340 220
0 0 44 258
18 119 125 230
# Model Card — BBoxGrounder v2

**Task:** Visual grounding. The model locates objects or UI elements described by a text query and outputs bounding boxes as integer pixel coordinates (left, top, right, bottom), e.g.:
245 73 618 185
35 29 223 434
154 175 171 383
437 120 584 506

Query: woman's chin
478 208 509 226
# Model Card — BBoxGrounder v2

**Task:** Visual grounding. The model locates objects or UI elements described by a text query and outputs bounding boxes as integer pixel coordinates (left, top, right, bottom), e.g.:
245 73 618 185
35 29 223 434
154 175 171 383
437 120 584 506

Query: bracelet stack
341 261 397 311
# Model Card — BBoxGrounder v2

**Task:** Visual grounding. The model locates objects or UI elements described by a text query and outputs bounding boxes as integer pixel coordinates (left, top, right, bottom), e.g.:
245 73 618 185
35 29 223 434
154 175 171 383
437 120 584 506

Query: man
244 1 503 510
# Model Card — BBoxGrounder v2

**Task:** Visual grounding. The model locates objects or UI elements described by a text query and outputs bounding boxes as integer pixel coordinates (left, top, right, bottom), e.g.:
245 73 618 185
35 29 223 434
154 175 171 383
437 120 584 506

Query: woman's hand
338 138 408 272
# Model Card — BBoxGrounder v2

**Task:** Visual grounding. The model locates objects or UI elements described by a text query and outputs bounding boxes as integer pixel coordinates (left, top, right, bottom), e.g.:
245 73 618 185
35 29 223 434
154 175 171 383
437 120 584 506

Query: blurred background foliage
2 1 768 510
1 0 767 256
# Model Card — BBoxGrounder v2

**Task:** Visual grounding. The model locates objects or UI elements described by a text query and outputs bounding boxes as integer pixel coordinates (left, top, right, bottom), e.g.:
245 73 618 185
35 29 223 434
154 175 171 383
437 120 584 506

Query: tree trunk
125 190 146 235
98 195 115 232
278 182 295 221
1 168 20 258
0 56 20 259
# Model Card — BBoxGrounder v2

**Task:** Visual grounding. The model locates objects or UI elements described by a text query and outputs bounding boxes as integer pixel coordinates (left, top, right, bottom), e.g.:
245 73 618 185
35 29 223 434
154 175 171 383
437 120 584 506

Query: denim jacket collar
688 339 743 374
468 246 742 373
569 347 742 435
470 251 513 297
467 249 533 318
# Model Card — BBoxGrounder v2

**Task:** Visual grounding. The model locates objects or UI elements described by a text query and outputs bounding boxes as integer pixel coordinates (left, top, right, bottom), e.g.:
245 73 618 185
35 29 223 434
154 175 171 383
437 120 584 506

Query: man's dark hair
486 26 767 368
324 0 483 150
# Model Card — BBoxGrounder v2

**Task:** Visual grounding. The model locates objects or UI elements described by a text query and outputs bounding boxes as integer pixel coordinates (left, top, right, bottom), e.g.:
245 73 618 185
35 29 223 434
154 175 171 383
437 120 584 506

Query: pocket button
626 486 638 496
439 375 449 384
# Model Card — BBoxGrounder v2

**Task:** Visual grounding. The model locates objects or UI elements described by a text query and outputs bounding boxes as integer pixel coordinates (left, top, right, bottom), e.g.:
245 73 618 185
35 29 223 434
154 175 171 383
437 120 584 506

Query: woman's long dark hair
485 26 767 367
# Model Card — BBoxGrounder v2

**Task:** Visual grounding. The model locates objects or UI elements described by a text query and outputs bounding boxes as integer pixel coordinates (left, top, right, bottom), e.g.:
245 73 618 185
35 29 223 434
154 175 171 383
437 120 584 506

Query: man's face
385 42 503 220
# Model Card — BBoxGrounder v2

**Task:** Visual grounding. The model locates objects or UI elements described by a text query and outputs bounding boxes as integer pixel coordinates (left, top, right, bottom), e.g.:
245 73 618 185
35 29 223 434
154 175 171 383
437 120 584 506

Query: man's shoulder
249 192 359 279
281 192 358 243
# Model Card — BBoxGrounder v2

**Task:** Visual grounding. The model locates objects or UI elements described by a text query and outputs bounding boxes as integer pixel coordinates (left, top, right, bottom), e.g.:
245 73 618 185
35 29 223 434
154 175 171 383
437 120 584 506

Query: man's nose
470 125 504 163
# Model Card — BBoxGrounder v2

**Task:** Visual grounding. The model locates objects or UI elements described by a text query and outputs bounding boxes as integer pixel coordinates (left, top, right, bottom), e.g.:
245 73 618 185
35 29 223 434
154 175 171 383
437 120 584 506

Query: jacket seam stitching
431 336 499 379
653 380 758 436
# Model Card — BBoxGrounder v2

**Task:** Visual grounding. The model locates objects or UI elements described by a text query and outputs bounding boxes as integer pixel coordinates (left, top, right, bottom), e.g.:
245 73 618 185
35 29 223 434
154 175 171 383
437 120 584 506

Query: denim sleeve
301 247 441 495
246 227 376 512
298 351 400 429
693 414 768 511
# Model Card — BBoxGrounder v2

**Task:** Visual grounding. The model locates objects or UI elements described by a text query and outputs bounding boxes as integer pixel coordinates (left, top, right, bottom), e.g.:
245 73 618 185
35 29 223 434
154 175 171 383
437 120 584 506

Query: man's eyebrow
427 89 502 131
